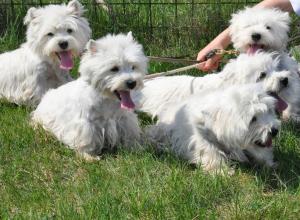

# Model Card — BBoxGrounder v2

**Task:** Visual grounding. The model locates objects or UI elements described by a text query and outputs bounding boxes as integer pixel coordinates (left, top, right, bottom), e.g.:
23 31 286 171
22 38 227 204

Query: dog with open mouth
229 7 299 77
0 0 91 106
133 52 297 120
31 33 148 160
229 7 300 121
146 83 283 175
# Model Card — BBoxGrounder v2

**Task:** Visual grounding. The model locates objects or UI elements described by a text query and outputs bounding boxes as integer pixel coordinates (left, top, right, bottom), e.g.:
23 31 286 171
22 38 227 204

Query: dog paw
227 167 236 176
268 161 279 169
263 159 278 169
79 152 101 162
203 165 235 176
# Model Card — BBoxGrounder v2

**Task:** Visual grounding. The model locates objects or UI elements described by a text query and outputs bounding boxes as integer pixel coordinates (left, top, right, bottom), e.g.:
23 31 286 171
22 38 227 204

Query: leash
144 63 201 79
148 56 199 65
145 49 239 79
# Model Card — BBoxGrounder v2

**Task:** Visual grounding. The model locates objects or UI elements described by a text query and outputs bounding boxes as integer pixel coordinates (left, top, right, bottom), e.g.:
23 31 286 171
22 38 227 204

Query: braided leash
145 49 239 79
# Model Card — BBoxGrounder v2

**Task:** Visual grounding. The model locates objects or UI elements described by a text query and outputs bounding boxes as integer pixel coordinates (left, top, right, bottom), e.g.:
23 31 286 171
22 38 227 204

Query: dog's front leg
186 137 234 176
116 110 141 149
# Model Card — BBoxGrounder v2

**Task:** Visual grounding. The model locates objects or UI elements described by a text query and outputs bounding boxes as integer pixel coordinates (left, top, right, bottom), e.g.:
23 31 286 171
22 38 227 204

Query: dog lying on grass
146 83 284 175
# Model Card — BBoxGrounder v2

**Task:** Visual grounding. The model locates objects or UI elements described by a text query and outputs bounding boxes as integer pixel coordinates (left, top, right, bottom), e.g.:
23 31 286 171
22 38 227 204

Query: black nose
270 128 278 137
126 80 136 89
59 41 69 50
251 33 261 42
280 77 288 87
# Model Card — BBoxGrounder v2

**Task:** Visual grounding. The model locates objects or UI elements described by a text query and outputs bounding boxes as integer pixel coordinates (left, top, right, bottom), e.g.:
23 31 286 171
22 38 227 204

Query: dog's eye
250 116 257 124
47 32 54 37
266 26 271 30
67 29 73 34
111 66 119 72
258 72 267 81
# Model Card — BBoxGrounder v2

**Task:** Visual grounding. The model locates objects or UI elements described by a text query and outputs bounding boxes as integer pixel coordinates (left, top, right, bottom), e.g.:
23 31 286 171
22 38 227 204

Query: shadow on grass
0 99 33 112
0 100 18 108
239 121 300 191
139 112 300 190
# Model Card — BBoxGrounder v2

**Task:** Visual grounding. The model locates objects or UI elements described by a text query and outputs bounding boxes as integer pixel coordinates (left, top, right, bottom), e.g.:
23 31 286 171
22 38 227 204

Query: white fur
134 52 299 118
0 0 91 106
31 33 148 158
146 84 281 174
229 7 299 73
229 7 290 53
229 7 300 120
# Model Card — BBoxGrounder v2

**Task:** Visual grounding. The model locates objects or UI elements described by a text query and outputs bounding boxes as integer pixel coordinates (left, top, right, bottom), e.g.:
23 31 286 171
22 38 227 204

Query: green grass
1 1 300 219
1 102 300 219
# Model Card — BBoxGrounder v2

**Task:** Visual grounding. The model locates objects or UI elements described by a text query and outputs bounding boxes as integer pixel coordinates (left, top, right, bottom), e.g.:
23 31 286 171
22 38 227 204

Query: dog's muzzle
280 77 288 88
270 127 278 137
254 127 278 148
59 41 69 50
126 80 136 90
251 33 261 42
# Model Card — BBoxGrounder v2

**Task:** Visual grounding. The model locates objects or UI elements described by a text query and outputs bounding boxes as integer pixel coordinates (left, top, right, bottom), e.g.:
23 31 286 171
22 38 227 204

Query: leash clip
205 49 218 60
204 49 239 61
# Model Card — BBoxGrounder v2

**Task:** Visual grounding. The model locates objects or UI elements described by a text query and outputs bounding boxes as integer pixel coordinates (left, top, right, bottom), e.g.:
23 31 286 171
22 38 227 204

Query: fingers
196 47 222 72
196 50 207 62
198 54 221 72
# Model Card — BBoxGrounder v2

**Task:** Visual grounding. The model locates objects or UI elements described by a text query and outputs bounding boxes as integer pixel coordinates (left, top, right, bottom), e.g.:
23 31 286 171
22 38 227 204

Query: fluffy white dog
31 33 148 159
0 0 91 106
134 52 298 118
229 7 300 120
229 7 299 74
146 84 281 174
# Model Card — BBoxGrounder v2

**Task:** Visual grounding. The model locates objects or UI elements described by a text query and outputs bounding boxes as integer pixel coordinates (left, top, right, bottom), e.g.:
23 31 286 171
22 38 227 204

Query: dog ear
24 7 38 25
67 0 84 16
278 11 291 26
86 39 98 54
127 31 134 41
229 7 251 36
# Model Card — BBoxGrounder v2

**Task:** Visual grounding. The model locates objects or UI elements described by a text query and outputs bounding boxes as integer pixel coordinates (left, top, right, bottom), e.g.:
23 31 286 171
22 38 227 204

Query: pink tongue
276 96 288 112
265 137 272 148
119 91 135 110
58 51 73 70
247 44 261 55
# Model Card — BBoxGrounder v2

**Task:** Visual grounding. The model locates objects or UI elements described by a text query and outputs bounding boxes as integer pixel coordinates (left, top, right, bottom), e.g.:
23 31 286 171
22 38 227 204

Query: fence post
148 0 153 38
10 0 15 22
174 0 179 40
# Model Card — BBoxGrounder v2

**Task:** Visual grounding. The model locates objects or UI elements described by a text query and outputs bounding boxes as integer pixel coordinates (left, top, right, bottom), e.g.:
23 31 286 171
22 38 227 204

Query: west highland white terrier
31 33 148 160
134 52 297 118
229 7 300 120
146 84 282 174
229 7 299 74
0 0 91 106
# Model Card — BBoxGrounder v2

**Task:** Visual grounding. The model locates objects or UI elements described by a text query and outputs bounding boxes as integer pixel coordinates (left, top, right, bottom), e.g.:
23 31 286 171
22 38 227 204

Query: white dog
134 52 298 118
31 33 148 159
229 7 299 74
0 0 91 106
229 7 300 120
146 84 281 174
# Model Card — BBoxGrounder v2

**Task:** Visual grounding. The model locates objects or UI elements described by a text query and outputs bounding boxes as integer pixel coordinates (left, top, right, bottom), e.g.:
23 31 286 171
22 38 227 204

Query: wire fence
0 0 299 57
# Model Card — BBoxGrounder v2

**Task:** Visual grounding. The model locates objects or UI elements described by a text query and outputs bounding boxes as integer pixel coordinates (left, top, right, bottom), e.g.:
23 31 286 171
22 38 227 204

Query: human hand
196 28 231 72
196 46 223 72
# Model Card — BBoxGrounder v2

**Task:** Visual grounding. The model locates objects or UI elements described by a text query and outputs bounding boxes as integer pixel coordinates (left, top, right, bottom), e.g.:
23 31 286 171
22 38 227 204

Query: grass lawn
1 100 300 219
1 1 300 219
